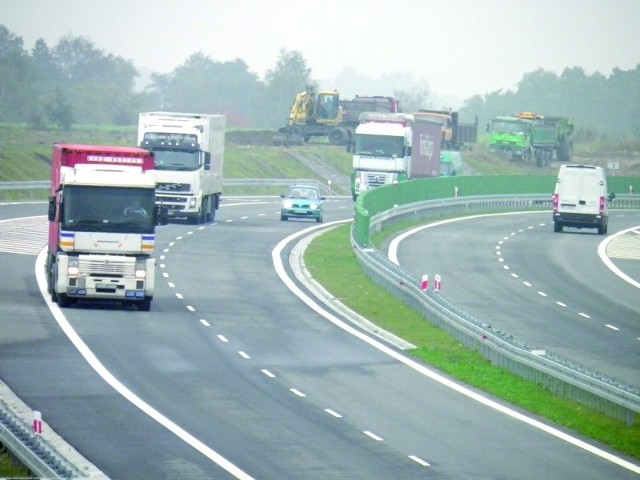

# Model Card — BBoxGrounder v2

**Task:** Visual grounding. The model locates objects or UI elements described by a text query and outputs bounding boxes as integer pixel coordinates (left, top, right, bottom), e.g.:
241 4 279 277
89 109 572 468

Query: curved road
389 210 640 388
0 200 638 479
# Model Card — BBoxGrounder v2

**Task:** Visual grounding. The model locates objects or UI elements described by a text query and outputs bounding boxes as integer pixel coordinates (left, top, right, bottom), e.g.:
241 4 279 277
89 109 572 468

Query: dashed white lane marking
217 335 229 343
409 455 430 467
324 409 342 418
606 325 620 331
34 250 256 480
579 312 591 319
363 431 383 441
238 351 250 359
199 319 210 327
186 306 195 312
385 213 640 473
261 369 275 378
290 388 306 397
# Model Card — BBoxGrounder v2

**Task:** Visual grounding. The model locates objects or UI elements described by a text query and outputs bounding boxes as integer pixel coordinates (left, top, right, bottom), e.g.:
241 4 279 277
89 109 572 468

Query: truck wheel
558 141 573 162
138 297 151 311
328 128 345 145
204 195 212 223
57 293 71 308
554 222 563 233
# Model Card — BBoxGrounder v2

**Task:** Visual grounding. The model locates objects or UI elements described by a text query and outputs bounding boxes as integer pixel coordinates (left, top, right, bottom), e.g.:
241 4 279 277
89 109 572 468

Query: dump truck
350 112 442 199
413 109 478 150
273 85 400 146
488 112 574 167
46 144 167 311
138 112 226 224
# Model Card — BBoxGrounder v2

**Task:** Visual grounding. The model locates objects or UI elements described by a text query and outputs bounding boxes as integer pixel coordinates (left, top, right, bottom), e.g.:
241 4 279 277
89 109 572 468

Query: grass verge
304 223 640 460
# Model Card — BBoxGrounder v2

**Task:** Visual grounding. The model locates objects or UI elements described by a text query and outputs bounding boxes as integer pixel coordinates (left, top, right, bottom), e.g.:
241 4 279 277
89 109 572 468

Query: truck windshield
354 135 405 158
62 186 155 233
153 150 200 171
492 121 527 134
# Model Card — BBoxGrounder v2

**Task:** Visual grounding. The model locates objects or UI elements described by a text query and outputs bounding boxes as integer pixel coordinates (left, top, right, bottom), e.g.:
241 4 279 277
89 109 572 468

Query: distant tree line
1 25 638 138
460 66 640 140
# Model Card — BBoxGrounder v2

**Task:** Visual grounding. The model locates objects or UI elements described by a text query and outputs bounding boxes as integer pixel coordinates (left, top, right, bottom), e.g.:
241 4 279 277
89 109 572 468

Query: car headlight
282 200 293 208
309 203 319 210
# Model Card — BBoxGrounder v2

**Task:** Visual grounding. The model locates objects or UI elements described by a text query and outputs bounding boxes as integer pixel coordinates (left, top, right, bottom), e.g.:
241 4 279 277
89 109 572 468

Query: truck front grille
79 257 135 277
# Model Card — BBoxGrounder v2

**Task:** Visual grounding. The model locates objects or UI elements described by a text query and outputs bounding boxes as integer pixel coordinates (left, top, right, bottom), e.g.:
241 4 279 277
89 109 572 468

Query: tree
262 49 313 128
393 86 430 112
45 86 74 130
0 25 33 122
146 52 261 127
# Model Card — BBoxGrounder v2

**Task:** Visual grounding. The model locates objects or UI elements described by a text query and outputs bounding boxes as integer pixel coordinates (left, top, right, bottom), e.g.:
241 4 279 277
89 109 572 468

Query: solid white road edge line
35 248 256 480
274 219 640 474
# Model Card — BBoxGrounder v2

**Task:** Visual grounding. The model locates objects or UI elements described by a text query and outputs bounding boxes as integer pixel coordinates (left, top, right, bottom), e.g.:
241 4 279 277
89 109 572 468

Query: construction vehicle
46 144 167 311
414 109 478 150
488 112 574 167
350 112 442 200
138 112 226 224
439 150 463 176
273 85 400 146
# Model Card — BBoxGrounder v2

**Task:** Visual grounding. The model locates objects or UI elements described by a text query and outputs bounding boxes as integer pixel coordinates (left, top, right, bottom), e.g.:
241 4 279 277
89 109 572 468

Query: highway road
388 210 640 389
1 200 639 479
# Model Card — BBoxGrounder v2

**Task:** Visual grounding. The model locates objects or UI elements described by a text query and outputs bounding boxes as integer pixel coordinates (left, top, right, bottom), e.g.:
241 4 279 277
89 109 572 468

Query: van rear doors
553 165 608 234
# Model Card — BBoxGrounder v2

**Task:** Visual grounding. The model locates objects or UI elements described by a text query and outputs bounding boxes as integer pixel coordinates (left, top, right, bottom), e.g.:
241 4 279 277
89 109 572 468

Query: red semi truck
46 144 166 311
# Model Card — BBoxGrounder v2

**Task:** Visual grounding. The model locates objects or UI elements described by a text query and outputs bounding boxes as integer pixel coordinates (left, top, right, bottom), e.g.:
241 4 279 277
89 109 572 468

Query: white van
553 164 610 234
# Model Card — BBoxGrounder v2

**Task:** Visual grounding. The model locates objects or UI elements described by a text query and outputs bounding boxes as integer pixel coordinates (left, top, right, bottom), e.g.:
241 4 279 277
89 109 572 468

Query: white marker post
435 274 442 292
33 411 42 435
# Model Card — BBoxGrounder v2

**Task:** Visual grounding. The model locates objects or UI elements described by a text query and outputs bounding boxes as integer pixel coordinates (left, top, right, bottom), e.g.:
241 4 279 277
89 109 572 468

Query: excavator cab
316 92 340 123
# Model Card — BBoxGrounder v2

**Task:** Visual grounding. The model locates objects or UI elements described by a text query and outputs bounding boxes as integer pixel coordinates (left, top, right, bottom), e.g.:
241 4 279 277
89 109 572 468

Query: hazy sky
2 0 639 101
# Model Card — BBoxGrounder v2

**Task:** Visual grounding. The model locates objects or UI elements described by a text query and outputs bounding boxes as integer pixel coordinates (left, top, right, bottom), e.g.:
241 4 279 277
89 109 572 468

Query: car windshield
288 187 319 199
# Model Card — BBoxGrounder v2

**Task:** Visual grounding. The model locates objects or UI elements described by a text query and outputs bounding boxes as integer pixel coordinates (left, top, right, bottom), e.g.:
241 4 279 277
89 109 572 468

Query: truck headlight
188 197 198 208
68 258 79 276
135 259 147 279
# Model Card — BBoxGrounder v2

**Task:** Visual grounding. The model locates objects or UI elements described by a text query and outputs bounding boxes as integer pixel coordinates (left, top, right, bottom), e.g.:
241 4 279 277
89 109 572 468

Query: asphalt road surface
0 199 638 479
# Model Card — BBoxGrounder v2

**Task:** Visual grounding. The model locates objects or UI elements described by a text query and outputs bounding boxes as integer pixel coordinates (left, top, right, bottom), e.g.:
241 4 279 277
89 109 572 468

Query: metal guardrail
0 397 84 478
0 179 336 200
351 193 640 425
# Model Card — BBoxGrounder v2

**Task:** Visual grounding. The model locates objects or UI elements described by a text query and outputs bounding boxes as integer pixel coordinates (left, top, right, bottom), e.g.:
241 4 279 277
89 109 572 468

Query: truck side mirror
608 192 616 202
204 152 211 171
48 197 57 222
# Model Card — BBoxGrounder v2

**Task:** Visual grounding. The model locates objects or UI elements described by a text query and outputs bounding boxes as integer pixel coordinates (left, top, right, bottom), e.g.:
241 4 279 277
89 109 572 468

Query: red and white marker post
420 274 429 291
434 274 442 292
33 411 42 435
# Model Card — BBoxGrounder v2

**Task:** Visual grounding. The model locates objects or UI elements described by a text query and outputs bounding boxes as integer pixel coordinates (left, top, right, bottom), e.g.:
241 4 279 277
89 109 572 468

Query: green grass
305 224 640 460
